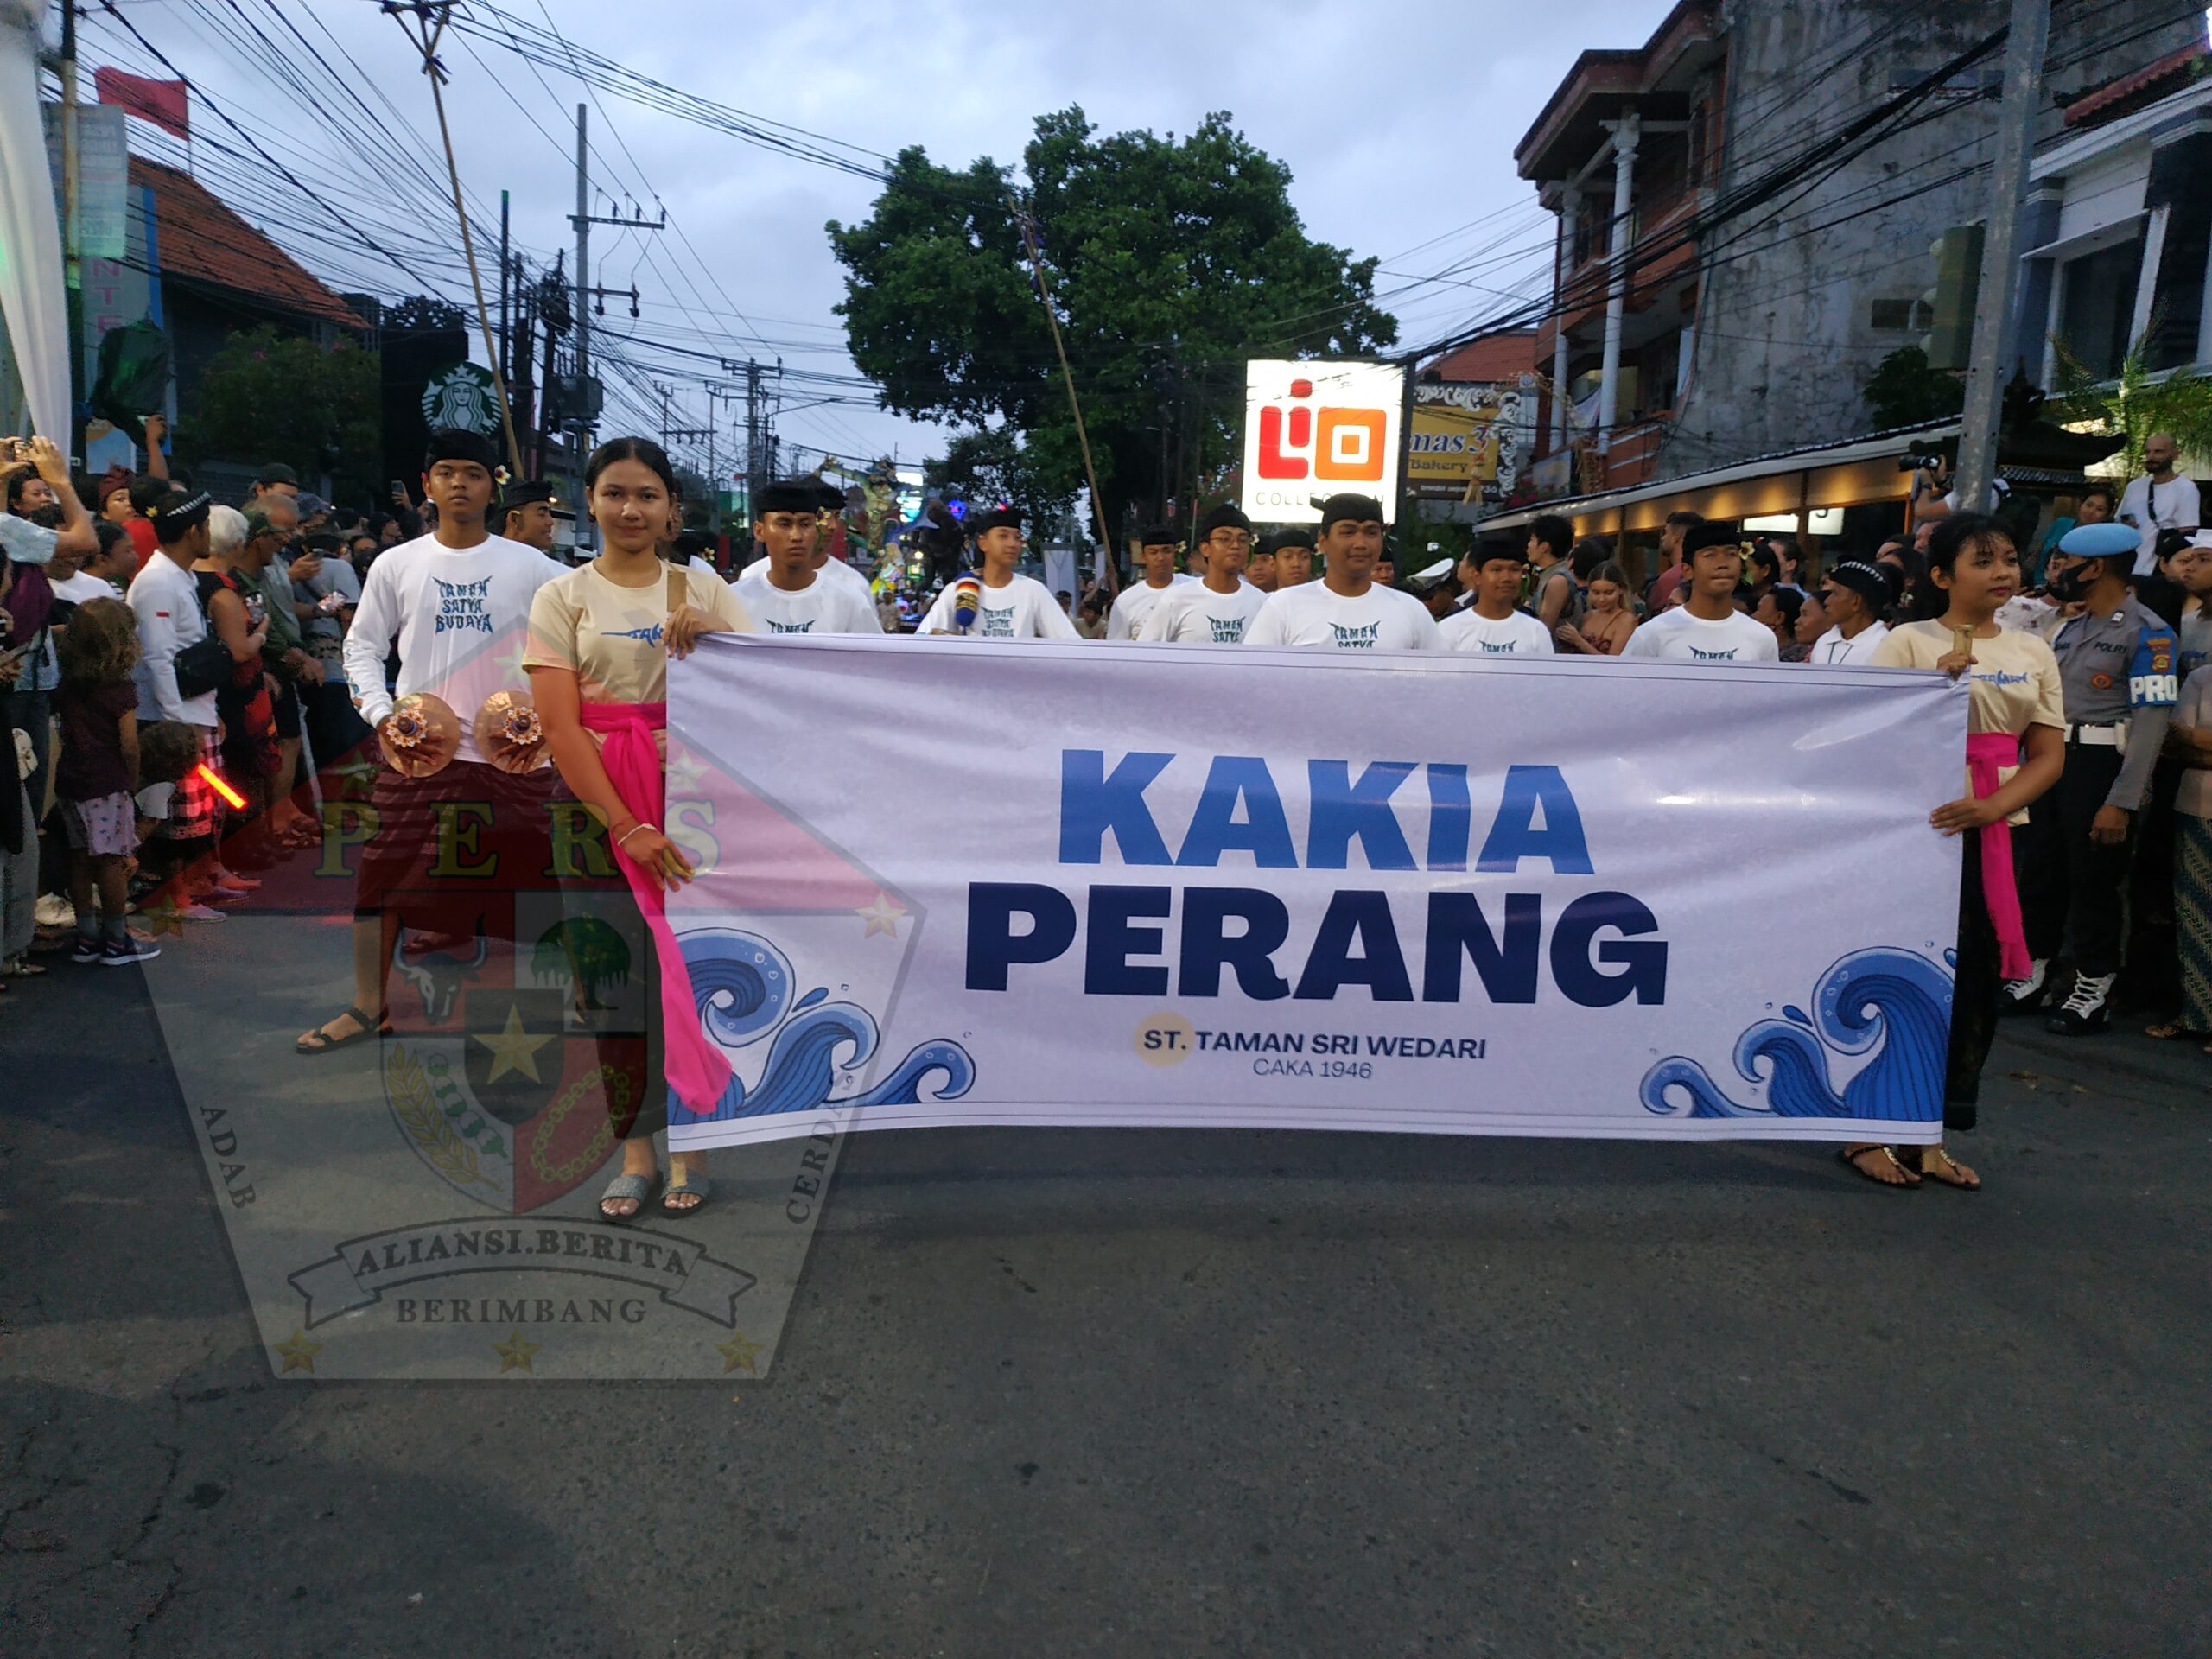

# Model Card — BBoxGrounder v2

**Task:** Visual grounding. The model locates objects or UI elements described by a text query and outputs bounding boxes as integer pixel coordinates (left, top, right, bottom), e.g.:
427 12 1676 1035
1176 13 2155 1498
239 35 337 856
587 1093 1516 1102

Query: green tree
830 107 1396 549
2050 325 2212 478
183 327 381 499
1861 345 1963 429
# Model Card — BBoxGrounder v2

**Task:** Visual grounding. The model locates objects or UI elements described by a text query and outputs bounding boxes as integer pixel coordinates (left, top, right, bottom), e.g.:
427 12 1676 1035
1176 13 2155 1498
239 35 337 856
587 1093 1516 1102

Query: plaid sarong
159 727 223 842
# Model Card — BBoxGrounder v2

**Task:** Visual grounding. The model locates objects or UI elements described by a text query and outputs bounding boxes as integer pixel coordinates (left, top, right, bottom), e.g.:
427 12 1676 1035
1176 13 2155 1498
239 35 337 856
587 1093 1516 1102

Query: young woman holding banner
525 437 755 1221
1852 514 2065 1190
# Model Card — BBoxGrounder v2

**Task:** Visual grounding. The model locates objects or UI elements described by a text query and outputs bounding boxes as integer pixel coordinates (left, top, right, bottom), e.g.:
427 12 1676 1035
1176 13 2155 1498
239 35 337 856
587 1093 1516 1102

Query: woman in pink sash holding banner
1853 513 2064 1190
525 438 754 1221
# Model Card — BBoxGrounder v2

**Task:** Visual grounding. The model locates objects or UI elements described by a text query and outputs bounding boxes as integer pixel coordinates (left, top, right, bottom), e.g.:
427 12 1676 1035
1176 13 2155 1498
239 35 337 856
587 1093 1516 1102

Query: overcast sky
85 0 1675 478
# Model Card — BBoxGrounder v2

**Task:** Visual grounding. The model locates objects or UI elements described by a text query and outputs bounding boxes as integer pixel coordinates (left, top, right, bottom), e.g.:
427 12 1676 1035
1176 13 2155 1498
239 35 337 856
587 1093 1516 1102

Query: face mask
2048 560 2097 601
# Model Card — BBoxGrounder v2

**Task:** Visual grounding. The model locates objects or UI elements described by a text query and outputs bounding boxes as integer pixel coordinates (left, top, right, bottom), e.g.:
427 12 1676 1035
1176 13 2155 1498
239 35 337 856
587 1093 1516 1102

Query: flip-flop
2145 1022 2208 1041
660 1167 710 1217
1837 1145 1918 1188
1914 1147 1981 1191
296 1006 391 1055
599 1171 657 1224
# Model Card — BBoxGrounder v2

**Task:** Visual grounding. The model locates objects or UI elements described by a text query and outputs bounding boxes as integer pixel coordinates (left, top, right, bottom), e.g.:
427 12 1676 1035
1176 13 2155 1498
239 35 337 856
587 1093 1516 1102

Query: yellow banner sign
1408 399 1500 493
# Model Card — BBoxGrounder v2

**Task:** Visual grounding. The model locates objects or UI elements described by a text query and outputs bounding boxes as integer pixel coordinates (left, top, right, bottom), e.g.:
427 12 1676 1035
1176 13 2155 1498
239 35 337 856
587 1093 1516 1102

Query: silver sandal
660 1167 710 1216
598 1171 657 1223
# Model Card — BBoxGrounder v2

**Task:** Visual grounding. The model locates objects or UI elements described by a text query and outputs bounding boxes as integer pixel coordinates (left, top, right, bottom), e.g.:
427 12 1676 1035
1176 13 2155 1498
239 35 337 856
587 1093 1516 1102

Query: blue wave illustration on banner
675 928 975 1122
1639 947 1953 1122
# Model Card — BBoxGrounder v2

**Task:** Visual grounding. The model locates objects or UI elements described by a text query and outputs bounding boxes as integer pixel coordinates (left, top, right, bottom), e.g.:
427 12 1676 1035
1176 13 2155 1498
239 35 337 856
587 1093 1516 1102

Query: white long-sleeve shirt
343 531 562 765
125 552 218 728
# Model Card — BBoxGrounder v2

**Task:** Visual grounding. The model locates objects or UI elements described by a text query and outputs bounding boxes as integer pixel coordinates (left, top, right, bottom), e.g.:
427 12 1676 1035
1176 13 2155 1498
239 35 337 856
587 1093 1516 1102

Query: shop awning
1470 420 1961 536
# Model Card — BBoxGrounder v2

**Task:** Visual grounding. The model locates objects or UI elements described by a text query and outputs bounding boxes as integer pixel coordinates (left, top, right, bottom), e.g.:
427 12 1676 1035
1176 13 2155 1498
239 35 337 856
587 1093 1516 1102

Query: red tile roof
2062 41 2209 128
130 157 365 330
1424 331 1540 385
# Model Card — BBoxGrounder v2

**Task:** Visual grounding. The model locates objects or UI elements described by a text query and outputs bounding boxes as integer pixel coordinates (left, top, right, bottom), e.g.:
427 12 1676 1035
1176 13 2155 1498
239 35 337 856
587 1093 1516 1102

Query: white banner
667 639 1967 1150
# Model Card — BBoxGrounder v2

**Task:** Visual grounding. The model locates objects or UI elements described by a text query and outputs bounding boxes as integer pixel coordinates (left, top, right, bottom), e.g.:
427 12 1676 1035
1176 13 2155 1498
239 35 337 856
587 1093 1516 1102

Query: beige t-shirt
524 559 753 703
1872 619 2064 822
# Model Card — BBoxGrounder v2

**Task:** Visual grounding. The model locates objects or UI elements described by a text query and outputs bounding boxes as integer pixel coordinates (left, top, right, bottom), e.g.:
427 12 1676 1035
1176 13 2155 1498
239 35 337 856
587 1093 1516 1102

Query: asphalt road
4 959 2209 1658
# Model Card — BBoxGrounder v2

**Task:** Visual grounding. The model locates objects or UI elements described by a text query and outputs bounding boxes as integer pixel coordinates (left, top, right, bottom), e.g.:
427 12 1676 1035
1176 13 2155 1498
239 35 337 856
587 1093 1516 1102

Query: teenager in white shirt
1139 505 1267 644
298 429 564 1056
1440 539 1554 656
1106 524 1193 639
1810 560 1897 664
739 476 870 594
1244 493 1441 652
1619 524 1781 663
734 479 884 635
124 489 227 916
918 508 1081 639
1268 527 1316 589
2117 433 2201 575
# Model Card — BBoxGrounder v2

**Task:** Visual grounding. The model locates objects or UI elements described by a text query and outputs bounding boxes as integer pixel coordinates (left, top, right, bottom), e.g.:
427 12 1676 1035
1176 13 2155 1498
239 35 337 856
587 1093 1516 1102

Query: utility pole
498 188 509 381
747 360 762 512
668 423 715 530
1954 0 2050 514
717 357 788 522
573 103 589 425
58 0 82 459
654 381 672 450
568 101 664 461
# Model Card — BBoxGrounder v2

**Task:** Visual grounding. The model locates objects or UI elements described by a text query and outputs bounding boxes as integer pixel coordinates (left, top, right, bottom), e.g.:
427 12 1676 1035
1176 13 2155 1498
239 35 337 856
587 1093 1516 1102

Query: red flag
95 67 188 140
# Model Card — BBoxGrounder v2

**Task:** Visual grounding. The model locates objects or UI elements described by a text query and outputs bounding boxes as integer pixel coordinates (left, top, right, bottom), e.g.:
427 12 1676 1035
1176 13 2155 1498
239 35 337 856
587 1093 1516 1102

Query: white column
1597 111 1640 456
2198 218 2212 368
1551 188 1579 448
2130 204 2169 353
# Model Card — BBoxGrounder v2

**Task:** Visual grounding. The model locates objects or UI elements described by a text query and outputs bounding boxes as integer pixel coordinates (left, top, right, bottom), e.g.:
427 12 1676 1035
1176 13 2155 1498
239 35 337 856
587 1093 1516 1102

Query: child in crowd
54 598 161 964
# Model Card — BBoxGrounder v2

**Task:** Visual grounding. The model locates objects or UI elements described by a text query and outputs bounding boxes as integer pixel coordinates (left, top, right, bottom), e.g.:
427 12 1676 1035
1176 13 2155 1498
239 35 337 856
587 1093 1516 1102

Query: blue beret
2058 520 2139 560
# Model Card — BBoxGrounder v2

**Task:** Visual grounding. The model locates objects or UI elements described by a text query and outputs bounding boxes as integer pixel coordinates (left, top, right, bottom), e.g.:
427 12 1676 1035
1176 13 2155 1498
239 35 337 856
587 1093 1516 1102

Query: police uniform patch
2091 671 2113 690
2131 624 2181 708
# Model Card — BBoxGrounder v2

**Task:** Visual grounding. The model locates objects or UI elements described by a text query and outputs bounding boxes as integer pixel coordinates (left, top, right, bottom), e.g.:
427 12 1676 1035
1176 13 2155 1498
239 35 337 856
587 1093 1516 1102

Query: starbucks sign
421 362 499 435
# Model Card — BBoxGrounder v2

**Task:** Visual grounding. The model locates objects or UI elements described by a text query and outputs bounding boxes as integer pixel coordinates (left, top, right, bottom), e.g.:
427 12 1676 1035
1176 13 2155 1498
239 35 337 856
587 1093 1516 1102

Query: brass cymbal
378 693 461 778
474 689 550 774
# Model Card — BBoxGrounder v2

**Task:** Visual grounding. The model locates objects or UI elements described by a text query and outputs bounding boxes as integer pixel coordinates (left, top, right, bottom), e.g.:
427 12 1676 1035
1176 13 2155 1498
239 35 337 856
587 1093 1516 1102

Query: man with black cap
499 480 559 554
1244 494 1440 651
245 461 299 511
741 476 872 600
1266 527 1316 589
1106 524 1194 640
1140 504 1266 644
1810 559 1897 665
1620 524 1779 662
735 478 883 634
2003 518 2180 1032
1439 539 1552 655
296 428 564 1055
1245 539 1279 594
918 506 1080 639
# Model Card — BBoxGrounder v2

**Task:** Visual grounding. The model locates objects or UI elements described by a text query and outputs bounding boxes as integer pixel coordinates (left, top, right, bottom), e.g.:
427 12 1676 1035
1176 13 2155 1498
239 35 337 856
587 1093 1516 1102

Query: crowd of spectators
2 426 2206 1188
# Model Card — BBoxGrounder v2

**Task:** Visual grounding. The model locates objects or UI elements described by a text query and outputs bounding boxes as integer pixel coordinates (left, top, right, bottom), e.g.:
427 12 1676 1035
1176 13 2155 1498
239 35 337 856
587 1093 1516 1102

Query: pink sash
577 700 731 1115
1964 731 2031 982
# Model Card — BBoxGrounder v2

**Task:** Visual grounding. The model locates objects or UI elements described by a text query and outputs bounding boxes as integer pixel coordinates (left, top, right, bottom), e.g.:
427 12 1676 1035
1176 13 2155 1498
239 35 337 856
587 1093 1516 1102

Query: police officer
1403 557 1459 623
2004 519 2180 1032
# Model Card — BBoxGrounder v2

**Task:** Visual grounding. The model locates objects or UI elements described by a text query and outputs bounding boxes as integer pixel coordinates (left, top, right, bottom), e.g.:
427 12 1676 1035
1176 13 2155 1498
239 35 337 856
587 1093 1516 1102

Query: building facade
1515 0 2206 500
2014 44 2212 392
